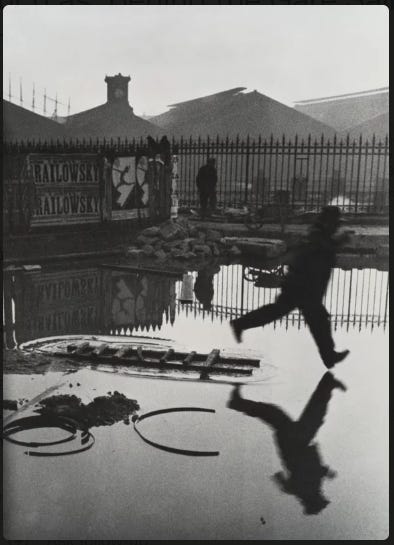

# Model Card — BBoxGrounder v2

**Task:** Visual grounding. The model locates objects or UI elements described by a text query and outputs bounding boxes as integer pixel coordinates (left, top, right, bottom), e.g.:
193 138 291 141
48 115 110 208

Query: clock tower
105 73 131 104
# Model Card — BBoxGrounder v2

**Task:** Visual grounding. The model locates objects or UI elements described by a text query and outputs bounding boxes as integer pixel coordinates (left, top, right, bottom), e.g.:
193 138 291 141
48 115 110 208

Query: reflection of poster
111 156 149 220
110 271 176 333
12 268 104 344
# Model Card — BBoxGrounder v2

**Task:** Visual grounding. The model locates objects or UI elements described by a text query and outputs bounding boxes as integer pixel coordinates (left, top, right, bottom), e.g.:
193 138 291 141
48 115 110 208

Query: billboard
28 153 102 225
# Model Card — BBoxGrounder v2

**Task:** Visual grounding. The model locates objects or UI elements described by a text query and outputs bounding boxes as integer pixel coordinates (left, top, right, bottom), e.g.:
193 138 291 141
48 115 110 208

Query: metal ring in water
2 415 95 457
133 407 220 457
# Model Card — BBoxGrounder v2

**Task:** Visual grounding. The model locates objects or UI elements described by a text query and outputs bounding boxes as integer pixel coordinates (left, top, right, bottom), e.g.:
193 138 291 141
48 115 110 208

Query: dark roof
294 86 389 105
294 88 389 132
342 112 389 140
64 101 161 139
3 100 66 141
149 88 335 139
168 87 247 108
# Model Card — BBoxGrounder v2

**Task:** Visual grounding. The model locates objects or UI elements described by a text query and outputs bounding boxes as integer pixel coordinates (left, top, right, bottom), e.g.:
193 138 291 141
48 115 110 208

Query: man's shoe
323 350 350 369
227 384 242 409
322 372 347 391
230 320 243 343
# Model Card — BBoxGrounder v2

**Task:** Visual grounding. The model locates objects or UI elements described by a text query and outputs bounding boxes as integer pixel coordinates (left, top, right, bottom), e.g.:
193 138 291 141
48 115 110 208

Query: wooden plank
136 346 144 362
183 351 196 365
160 348 175 364
74 342 91 355
53 345 260 368
114 346 132 358
199 349 220 380
41 350 253 375
92 343 108 356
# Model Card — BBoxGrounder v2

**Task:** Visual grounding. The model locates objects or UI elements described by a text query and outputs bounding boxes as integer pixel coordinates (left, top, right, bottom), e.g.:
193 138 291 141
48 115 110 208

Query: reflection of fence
4 134 389 218
177 265 389 330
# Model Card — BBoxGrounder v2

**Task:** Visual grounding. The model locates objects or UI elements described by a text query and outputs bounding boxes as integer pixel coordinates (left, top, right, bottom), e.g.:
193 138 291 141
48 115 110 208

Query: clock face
114 88 124 99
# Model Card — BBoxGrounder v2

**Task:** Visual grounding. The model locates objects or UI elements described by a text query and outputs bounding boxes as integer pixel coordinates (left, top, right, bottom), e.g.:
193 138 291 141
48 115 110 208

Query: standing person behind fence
196 157 217 218
230 206 353 369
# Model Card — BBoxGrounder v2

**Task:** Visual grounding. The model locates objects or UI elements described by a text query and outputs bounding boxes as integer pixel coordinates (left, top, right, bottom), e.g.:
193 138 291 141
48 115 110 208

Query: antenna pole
19 77 23 106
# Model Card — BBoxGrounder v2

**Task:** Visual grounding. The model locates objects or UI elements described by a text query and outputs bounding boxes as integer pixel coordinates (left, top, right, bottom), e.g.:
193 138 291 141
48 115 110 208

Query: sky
3 5 389 118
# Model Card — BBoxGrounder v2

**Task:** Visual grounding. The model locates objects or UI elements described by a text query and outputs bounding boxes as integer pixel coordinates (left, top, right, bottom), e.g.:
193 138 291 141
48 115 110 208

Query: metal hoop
134 407 219 457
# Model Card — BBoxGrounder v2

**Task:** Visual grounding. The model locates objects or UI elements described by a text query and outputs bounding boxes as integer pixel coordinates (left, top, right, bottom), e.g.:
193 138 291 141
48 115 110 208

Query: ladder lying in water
30 338 261 380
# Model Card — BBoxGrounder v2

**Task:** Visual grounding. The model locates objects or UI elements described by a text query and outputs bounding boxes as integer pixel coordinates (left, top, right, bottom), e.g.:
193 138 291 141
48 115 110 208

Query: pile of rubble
126 218 242 262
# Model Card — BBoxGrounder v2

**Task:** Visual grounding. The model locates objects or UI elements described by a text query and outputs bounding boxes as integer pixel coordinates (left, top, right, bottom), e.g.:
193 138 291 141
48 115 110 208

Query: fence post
354 134 363 213
170 153 179 220
244 135 250 204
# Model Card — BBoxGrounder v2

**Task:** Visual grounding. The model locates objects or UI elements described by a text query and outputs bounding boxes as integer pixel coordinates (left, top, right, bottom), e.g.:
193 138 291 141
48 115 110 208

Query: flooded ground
3 258 389 540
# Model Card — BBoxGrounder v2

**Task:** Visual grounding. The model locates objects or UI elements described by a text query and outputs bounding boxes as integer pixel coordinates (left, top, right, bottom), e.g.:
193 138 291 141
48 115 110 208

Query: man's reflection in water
194 265 220 311
228 372 346 515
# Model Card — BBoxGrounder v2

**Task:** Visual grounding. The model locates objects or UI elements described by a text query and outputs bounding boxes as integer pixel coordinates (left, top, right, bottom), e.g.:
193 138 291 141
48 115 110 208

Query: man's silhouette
193 265 220 311
159 135 171 166
227 372 346 515
230 206 352 368
196 157 218 218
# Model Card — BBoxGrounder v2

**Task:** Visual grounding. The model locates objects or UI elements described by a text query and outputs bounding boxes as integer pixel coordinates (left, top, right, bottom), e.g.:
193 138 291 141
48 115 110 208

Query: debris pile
126 218 242 263
35 392 140 428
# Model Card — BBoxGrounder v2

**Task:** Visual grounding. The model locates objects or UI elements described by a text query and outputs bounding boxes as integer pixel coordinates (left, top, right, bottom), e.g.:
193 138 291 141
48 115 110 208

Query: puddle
2 258 389 540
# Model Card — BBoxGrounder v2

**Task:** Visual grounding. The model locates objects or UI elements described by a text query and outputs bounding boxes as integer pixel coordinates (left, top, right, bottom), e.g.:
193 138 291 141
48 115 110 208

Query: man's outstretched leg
230 291 296 343
301 302 349 368
200 192 208 218
295 372 346 446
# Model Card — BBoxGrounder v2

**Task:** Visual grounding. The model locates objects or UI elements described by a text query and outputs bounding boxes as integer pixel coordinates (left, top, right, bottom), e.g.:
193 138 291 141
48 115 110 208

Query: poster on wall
111 155 150 220
28 154 102 226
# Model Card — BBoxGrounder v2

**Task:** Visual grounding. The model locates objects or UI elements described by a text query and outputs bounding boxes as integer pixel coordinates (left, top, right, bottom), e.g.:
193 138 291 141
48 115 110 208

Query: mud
34 392 140 428
3 349 80 375
3 400 18 411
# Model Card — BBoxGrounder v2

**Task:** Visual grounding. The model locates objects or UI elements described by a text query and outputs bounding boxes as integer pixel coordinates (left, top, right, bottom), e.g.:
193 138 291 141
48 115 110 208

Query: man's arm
332 229 355 246
213 168 218 187
196 168 202 189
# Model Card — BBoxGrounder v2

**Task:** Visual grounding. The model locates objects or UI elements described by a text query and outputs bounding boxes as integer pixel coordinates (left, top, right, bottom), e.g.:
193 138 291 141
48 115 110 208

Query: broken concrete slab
376 244 389 258
159 220 188 241
126 248 144 259
141 244 155 257
222 237 286 258
141 226 161 237
154 249 167 261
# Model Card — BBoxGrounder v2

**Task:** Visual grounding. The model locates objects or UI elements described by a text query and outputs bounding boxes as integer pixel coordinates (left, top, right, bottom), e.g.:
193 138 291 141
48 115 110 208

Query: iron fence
174 134 389 214
4 133 389 216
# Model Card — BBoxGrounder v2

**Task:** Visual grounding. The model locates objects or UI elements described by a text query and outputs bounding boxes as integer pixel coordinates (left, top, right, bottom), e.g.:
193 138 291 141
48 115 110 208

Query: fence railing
174 134 389 214
4 133 389 216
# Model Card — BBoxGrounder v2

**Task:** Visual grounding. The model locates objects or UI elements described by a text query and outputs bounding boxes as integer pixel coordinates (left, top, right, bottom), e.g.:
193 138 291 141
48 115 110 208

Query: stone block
141 244 155 256
136 234 155 247
229 245 242 257
206 229 222 242
212 243 221 257
377 244 389 258
154 249 167 260
141 226 160 237
159 220 188 241
126 248 143 259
